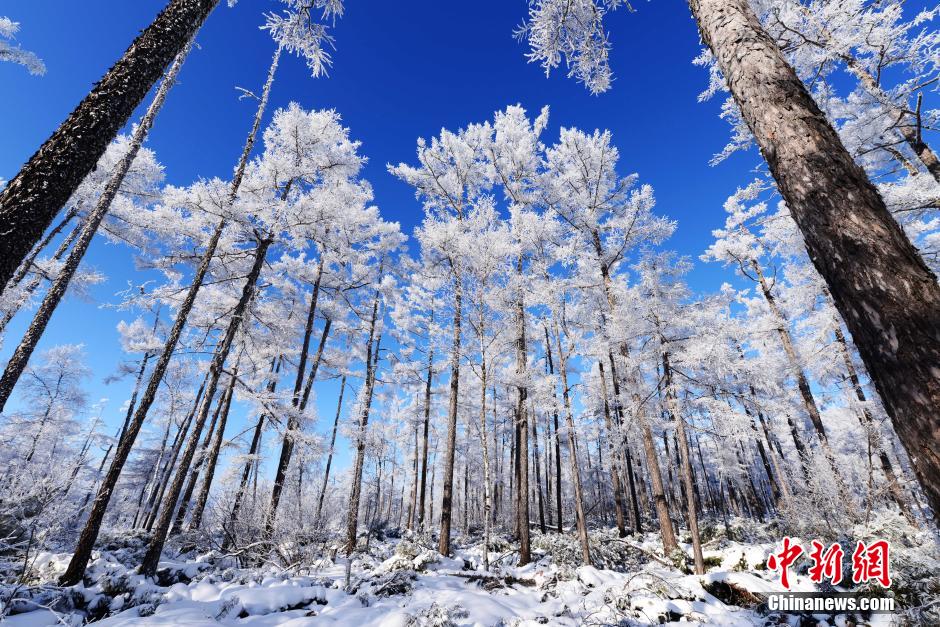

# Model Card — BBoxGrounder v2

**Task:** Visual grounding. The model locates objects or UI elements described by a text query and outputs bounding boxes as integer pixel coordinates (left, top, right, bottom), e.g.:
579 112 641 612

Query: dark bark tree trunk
544 326 564 533
0 0 219 292
0 43 191 413
0 211 83 336
514 277 531 565
267 315 331 534
689 0 940 521
139 236 271 576
531 402 546 535
597 362 628 537
5 207 77 293
418 334 433 529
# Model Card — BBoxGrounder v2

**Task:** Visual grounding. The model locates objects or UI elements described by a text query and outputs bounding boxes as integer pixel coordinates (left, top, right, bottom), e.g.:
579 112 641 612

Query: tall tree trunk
345 294 381 555
0 0 220 292
551 319 591 565
751 260 855 511
188 368 238 531
514 274 531 565
689 0 940 521
531 400 546 535
544 326 564 533
406 413 419 531
315 374 346 522
438 269 462 556
418 330 433 529
662 351 704 574
479 356 493 570
140 236 271 576
0 42 191 412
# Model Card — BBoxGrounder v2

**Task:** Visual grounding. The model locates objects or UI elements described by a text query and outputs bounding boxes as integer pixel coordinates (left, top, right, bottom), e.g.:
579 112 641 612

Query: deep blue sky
0 1 831 469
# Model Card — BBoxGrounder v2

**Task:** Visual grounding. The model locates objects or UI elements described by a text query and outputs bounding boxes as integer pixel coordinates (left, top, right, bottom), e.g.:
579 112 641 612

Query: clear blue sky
0 1 891 471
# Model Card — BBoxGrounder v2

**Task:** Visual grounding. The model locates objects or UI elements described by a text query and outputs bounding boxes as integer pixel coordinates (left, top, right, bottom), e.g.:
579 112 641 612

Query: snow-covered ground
4 517 936 626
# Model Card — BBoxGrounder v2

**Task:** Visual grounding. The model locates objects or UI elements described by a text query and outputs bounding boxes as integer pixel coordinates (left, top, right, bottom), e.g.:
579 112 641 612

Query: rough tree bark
514 273 531 566
0 42 191 412
689 0 940 520
58 42 281 586
418 321 434 529
0 0 219 292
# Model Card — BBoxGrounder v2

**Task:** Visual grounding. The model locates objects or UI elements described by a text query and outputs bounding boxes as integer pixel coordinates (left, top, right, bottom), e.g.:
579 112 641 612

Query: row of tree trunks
225 357 281 548
139 235 272 576
59 41 284 585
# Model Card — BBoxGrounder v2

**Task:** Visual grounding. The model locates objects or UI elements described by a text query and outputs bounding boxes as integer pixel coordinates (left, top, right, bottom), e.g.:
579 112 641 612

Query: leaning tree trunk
139 236 271 577
0 212 83 336
315 372 346 522
345 295 381 555
188 368 238 531
266 299 331 534
58 43 282 586
5 206 77 293
169 374 227 536
0 0 219 292
689 0 940 521
224 357 281 549
438 268 462 557
0 42 191 413
751 259 856 512
833 323 915 522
